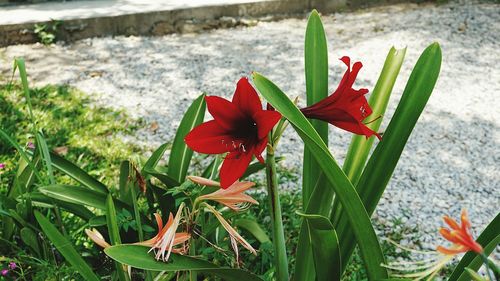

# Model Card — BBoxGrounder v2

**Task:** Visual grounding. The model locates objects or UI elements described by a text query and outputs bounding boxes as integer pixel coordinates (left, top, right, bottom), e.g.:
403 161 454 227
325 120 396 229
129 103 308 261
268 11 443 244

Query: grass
0 83 142 190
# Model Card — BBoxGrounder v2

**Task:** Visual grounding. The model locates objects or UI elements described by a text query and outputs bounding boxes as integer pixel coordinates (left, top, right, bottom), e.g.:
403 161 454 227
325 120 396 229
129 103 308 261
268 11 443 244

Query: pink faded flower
0 163 5 169
8 262 16 270
136 203 191 262
204 204 257 257
85 228 111 249
26 142 35 149
1 269 8 276
189 176 258 211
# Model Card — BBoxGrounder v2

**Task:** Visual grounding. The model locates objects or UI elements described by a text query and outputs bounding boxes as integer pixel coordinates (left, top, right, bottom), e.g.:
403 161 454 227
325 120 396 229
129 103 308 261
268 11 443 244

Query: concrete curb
0 0 346 46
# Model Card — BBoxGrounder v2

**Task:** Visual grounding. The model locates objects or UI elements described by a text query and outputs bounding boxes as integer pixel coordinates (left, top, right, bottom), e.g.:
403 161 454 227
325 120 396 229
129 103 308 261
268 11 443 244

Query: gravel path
1 1 498 249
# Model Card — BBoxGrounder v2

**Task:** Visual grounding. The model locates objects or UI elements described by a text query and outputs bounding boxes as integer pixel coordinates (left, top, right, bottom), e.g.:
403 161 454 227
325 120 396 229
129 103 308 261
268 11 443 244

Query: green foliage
33 20 62 45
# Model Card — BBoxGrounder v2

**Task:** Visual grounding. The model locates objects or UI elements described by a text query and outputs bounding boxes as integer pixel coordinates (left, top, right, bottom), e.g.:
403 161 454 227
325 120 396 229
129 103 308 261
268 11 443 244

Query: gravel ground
1 1 498 249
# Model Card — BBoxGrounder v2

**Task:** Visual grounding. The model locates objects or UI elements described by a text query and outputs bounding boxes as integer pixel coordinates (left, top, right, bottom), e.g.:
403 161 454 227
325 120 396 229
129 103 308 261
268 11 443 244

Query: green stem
482 254 495 281
265 145 289 281
189 240 197 281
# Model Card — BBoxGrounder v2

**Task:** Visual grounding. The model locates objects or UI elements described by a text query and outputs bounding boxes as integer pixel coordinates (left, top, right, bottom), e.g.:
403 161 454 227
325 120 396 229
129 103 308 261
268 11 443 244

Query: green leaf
49 152 108 194
464 268 487 281
106 195 129 281
105 245 263 281
201 156 222 179
39 184 128 211
252 72 387 279
296 212 341 281
34 211 100 281
450 212 499 281
89 215 107 227
144 169 180 188
119 161 133 204
333 43 442 272
35 131 56 185
234 219 270 243
342 47 406 185
297 11 331 279
20 227 41 256
143 143 169 174
303 9 329 209
167 93 206 182
28 192 94 220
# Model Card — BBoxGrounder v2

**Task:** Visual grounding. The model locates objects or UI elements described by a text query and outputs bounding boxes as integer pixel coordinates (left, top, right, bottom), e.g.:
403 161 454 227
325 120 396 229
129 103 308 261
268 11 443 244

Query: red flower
300 56 381 140
436 209 483 255
185 77 281 188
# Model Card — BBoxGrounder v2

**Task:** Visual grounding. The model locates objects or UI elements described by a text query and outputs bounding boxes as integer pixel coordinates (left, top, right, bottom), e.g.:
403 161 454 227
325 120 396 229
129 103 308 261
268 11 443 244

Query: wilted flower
300 56 381 140
204 204 257 257
185 77 281 188
189 176 258 211
1 269 8 276
85 228 111 249
0 163 5 169
135 203 191 262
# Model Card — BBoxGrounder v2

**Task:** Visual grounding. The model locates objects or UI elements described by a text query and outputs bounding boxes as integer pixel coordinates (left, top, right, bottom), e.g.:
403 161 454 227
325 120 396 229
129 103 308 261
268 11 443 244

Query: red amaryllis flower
300 56 381 140
437 209 483 255
185 77 281 188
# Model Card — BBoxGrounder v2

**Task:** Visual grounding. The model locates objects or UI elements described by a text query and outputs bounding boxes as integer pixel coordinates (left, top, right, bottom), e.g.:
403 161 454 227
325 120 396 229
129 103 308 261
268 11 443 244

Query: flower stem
265 146 289 281
481 254 496 281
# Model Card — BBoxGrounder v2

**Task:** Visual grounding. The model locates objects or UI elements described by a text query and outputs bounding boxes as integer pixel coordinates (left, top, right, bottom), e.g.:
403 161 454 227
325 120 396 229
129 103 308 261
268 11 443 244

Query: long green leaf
28 192 94 220
105 245 263 281
342 47 406 185
35 132 55 185
119 161 133 204
332 46 406 229
39 184 127 211
450 212 499 281
303 9 329 209
234 219 270 243
334 43 442 271
297 11 330 280
106 195 129 281
34 211 100 281
297 212 341 281
167 93 206 182
252 72 387 279
49 152 108 194
143 143 169 174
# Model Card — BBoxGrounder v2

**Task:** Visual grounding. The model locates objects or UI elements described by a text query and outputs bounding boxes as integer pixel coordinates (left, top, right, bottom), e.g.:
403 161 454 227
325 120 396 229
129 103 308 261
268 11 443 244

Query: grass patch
0 83 142 190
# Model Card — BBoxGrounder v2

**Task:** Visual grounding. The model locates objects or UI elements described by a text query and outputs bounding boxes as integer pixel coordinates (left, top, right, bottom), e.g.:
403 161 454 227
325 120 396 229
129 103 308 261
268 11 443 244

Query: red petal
220 151 253 189
185 120 234 154
205 96 245 131
253 138 268 163
232 77 263 116
253 110 282 139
